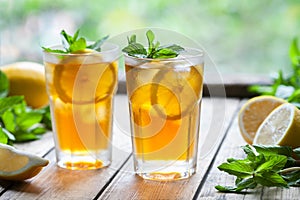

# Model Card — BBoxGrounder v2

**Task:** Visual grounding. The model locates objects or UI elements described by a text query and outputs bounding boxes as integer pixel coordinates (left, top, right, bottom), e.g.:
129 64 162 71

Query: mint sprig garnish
215 145 300 193
42 29 108 54
122 30 184 59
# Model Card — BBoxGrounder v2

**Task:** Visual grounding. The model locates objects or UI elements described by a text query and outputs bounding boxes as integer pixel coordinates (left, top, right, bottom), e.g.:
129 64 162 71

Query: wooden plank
98 97 241 200
197 100 300 200
0 95 132 200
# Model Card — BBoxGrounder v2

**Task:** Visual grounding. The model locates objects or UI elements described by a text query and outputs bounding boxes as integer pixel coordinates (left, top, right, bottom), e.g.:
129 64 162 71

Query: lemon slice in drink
130 83 178 126
253 103 300 148
238 95 286 144
0 143 49 181
151 65 203 120
53 58 117 104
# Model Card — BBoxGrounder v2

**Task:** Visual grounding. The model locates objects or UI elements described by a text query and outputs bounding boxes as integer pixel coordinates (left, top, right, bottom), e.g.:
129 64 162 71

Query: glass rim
42 42 120 56
123 47 204 62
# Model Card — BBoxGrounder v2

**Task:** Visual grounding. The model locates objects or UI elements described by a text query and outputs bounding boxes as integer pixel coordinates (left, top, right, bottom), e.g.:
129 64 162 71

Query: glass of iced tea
43 43 119 170
124 44 204 180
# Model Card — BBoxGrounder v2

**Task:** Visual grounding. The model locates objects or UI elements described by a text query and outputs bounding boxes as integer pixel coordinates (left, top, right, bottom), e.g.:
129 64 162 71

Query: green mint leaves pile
249 38 300 107
122 30 185 59
43 29 108 54
0 71 51 145
216 145 300 193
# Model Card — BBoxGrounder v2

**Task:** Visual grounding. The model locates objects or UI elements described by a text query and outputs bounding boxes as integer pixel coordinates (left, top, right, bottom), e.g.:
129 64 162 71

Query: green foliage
0 70 51 145
215 145 300 193
249 38 300 107
122 30 184 59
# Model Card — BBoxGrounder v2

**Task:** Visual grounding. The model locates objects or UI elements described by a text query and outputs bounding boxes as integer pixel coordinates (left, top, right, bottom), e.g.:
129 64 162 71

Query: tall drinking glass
43 43 119 170
125 48 204 180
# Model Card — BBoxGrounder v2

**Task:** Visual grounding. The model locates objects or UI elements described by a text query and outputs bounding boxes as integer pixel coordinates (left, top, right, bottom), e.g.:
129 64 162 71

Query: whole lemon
1 62 49 108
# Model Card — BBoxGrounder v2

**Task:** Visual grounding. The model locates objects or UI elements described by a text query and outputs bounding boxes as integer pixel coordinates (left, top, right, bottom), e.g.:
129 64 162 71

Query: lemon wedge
253 103 300 148
0 143 49 181
1 62 49 108
238 95 286 144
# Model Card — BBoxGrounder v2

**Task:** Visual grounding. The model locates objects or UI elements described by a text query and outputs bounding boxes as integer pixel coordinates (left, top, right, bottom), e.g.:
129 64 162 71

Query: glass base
134 160 196 181
56 150 111 170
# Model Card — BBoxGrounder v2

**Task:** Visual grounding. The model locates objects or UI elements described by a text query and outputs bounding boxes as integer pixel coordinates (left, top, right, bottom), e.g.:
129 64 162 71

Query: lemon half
253 103 300 148
238 95 286 144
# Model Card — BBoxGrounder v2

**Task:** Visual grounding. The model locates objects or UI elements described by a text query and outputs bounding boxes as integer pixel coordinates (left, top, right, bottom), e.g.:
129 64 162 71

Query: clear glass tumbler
125 48 204 180
43 43 119 170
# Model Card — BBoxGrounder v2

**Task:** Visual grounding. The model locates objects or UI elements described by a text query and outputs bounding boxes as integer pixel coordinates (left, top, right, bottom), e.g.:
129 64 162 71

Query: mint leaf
1 127 15 141
87 35 109 52
252 145 296 167
217 161 253 178
216 178 257 192
253 145 293 157
122 42 147 58
31 126 47 135
282 170 300 186
0 70 9 98
217 179 256 192
160 44 185 53
152 48 178 59
0 128 8 144
146 29 155 54
215 185 238 193
289 38 300 67
236 177 258 190
12 100 26 115
2 110 15 132
61 29 75 48
255 155 287 173
146 30 160 58
42 47 66 54
16 112 43 130
13 131 40 142
122 29 185 59
254 172 288 188
242 144 257 158
37 105 52 130
69 37 86 52
0 96 24 115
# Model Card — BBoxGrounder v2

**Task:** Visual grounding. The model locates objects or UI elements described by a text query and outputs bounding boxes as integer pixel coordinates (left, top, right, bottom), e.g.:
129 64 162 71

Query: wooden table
1 95 299 200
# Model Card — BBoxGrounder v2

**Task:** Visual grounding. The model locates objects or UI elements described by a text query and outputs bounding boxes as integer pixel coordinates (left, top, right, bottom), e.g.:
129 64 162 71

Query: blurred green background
0 0 299 75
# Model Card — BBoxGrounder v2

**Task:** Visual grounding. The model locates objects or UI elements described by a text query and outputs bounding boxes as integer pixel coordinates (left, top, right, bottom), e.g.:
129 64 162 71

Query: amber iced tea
125 49 204 180
43 45 119 170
